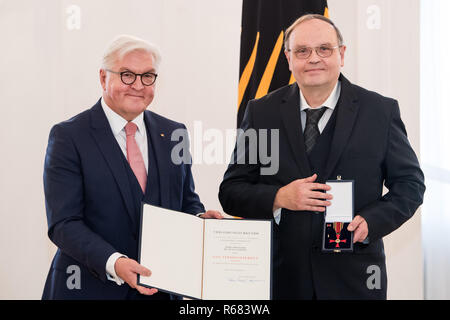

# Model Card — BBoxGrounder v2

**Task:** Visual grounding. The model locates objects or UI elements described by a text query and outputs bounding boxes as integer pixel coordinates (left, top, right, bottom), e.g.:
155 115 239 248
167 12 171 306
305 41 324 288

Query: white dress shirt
101 98 149 173
273 81 341 224
300 80 341 134
101 98 149 285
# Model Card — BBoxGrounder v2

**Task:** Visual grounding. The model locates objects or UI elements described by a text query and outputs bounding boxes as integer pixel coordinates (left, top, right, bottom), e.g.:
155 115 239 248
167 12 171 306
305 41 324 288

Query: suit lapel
89 100 137 226
144 111 171 208
280 83 312 177
323 75 360 180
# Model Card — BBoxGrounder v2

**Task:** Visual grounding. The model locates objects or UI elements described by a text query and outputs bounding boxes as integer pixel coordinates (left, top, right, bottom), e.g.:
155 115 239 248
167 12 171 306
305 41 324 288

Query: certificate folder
137 204 272 300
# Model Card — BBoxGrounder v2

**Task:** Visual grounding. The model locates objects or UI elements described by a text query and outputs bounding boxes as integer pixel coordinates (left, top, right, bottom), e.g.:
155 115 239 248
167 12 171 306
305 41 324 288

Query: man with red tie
42 35 221 299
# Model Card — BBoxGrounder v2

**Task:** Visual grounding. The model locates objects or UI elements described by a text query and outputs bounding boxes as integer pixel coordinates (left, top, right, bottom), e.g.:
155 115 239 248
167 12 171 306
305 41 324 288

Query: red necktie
125 122 147 193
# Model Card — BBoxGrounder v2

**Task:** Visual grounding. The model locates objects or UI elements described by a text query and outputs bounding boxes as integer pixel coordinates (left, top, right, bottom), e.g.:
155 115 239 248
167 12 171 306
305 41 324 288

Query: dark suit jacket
219 74 425 299
42 99 204 299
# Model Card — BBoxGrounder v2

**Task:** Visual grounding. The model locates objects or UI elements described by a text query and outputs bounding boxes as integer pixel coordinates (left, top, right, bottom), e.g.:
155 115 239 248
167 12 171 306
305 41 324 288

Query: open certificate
137 204 272 300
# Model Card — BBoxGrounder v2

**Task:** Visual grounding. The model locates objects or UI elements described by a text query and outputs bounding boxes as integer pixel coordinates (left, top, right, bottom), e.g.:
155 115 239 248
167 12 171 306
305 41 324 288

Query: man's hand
273 174 332 212
347 215 369 243
200 210 223 219
114 257 158 295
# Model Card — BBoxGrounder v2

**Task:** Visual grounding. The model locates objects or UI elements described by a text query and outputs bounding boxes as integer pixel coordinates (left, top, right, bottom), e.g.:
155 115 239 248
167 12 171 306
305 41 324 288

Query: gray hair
101 34 162 71
284 14 344 51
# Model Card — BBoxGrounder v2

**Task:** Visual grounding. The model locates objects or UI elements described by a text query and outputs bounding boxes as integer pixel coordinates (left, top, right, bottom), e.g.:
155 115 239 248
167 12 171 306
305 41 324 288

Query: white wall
420 0 450 300
328 0 423 299
0 0 422 299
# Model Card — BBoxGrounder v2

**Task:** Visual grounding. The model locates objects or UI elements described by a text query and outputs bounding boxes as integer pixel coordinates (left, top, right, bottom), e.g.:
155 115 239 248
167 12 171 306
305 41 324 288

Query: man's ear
284 50 292 71
339 45 347 68
99 69 107 91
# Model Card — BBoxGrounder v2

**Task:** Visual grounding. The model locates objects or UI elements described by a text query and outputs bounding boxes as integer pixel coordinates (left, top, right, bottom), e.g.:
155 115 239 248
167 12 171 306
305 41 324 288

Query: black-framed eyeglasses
287 45 341 59
106 69 158 86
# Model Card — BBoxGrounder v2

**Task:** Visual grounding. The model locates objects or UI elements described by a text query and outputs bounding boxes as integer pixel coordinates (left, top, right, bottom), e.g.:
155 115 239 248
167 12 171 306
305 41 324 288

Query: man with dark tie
42 34 221 299
219 14 425 299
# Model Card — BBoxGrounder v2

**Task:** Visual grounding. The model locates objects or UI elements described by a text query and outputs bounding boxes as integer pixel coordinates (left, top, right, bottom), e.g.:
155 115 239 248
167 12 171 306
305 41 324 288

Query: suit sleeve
177 124 205 214
44 124 117 282
359 101 425 241
219 102 281 219
181 164 205 214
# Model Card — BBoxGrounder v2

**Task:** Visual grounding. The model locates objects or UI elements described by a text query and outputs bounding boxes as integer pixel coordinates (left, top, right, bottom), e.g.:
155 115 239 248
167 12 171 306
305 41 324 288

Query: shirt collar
101 97 146 136
299 80 341 111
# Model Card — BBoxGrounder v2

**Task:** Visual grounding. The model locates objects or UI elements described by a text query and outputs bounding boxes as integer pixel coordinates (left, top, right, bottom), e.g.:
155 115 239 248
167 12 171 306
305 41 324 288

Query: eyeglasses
106 69 158 86
287 45 341 59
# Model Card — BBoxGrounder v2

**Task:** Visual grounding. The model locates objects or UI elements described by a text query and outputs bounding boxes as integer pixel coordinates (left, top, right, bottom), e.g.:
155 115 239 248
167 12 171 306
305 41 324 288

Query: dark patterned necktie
304 107 327 154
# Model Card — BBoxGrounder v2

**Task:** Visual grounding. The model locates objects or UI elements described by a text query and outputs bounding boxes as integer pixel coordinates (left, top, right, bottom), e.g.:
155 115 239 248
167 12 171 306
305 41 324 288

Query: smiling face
285 18 346 93
100 50 156 121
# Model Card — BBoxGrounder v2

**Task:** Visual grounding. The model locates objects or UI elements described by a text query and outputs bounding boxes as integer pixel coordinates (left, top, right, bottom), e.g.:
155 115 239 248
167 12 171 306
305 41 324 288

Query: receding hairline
284 14 344 50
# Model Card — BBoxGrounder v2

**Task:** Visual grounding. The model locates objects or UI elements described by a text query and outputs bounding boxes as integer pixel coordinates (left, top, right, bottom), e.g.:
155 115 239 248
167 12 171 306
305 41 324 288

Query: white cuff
273 208 281 225
106 252 127 286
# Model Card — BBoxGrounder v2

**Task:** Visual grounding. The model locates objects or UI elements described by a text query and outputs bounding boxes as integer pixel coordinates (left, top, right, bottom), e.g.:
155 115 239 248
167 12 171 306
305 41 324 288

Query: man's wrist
106 252 127 285
272 187 284 211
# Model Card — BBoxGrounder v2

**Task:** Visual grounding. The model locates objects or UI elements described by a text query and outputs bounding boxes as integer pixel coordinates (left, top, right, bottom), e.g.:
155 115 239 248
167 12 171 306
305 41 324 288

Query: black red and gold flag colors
237 0 328 127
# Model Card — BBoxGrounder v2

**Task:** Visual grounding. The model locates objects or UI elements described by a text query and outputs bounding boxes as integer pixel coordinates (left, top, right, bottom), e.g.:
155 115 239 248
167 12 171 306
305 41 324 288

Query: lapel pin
160 133 165 137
